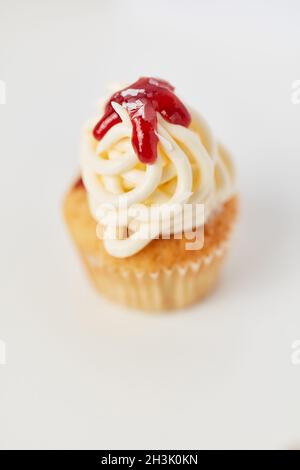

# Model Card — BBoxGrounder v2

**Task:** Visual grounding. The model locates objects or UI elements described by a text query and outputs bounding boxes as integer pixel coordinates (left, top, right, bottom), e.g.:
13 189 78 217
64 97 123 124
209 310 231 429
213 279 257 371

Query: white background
0 0 300 450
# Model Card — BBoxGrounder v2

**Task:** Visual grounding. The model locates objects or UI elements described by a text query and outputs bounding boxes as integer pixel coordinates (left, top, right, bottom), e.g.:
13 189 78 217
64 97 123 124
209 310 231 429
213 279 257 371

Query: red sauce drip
93 77 191 164
73 177 84 190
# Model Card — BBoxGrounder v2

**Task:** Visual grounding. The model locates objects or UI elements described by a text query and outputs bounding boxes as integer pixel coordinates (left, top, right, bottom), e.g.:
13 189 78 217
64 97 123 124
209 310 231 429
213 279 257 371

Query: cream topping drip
81 101 235 258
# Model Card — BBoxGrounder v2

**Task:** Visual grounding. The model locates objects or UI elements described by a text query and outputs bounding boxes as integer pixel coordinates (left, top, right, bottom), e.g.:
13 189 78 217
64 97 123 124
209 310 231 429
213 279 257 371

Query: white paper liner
82 239 231 311
85 239 230 279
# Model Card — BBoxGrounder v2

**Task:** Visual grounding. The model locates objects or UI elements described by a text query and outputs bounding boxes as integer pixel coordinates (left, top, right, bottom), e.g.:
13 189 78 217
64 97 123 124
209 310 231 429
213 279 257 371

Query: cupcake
64 77 237 311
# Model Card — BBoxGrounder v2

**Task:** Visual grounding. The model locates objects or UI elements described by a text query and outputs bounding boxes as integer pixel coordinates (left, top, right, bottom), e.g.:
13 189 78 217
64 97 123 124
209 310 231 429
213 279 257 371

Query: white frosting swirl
81 100 235 258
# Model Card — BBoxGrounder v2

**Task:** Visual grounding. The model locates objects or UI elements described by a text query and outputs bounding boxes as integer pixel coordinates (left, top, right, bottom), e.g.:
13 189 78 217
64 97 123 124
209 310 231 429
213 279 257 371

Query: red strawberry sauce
93 77 191 164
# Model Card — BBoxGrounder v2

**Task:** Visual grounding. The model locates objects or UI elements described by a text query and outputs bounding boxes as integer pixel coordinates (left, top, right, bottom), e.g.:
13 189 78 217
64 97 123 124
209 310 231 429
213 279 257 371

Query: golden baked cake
64 77 238 311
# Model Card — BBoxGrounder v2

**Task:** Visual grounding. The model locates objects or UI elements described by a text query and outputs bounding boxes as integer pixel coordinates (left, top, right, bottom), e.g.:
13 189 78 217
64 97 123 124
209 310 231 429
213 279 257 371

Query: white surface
0 0 300 450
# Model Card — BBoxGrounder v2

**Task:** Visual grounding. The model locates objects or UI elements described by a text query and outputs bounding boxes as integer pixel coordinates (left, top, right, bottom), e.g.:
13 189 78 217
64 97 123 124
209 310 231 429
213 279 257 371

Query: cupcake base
63 179 238 311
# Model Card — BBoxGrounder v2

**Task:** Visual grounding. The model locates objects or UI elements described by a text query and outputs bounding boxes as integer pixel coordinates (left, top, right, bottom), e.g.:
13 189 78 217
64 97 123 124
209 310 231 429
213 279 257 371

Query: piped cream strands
81 99 235 258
